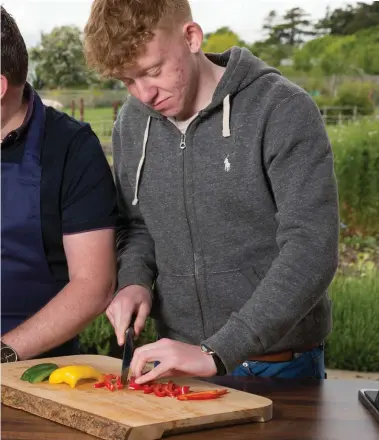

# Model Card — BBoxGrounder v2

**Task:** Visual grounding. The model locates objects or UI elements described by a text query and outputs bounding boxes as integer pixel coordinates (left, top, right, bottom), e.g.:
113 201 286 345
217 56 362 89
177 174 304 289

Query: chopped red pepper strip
177 394 221 401
106 382 115 391
165 380 175 394
167 389 181 398
94 373 228 400
128 382 143 390
153 383 167 397
116 376 124 389
143 385 154 394
127 376 143 390
177 389 228 401
179 385 190 395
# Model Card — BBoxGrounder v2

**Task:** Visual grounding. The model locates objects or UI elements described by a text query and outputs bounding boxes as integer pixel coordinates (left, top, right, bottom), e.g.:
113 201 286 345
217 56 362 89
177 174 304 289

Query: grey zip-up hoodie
112 46 339 373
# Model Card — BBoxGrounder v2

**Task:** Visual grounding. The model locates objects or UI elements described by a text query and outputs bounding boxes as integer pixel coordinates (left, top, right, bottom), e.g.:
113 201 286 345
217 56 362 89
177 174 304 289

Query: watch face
201 344 215 355
1 346 17 363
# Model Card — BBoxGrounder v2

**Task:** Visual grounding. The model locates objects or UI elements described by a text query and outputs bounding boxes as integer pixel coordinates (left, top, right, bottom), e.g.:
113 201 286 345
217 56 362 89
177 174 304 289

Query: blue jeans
230 345 325 379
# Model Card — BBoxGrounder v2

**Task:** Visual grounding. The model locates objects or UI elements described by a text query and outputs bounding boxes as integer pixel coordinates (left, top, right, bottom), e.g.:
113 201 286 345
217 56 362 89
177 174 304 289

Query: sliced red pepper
153 383 167 397
167 388 181 398
165 380 175 394
93 381 105 388
124 377 198 398
177 389 228 401
143 384 154 394
127 376 142 390
115 375 124 389
106 381 116 391
178 385 190 395
104 373 121 391
128 382 143 390
116 379 124 390
178 394 221 400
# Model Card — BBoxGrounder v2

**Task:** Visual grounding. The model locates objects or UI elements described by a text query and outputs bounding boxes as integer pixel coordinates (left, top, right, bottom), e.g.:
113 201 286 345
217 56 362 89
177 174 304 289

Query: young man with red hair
84 0 339 381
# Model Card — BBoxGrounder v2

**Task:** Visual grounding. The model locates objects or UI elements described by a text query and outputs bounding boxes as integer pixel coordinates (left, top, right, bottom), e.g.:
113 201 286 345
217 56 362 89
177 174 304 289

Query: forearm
2 278 114 360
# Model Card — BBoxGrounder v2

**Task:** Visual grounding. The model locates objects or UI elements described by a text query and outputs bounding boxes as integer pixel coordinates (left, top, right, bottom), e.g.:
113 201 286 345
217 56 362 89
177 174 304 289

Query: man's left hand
131 338 217 384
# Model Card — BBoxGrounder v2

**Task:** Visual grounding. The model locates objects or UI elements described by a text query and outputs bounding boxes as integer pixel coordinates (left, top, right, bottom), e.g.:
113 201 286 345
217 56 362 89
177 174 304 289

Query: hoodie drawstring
132 116 151 206
132 95 231 206
222 94 231 138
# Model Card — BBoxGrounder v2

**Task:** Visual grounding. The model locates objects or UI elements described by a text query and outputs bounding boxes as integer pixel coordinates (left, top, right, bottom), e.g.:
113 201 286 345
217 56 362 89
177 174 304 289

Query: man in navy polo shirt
1 6 118 363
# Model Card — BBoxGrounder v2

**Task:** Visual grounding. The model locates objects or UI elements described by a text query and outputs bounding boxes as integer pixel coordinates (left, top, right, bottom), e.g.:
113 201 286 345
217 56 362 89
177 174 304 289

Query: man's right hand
105 285 152 346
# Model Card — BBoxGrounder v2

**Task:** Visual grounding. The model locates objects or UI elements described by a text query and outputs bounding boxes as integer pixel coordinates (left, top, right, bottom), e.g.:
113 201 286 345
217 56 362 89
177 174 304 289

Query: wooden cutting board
1 354 273 440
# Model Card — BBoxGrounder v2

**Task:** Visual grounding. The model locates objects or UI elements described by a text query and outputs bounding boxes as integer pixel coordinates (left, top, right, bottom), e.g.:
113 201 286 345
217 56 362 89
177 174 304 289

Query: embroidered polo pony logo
224 156 231 172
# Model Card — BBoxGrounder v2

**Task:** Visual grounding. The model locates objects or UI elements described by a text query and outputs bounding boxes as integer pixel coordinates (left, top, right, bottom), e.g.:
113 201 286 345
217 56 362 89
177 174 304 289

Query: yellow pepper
48 365 104 388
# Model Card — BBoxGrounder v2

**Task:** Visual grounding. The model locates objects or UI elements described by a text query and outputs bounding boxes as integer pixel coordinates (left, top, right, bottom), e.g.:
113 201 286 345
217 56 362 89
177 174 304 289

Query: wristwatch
200 344 227 376
1 341 19 363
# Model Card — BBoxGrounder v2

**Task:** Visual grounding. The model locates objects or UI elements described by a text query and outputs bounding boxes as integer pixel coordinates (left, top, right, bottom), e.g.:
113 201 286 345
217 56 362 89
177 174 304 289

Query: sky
4 0 360 49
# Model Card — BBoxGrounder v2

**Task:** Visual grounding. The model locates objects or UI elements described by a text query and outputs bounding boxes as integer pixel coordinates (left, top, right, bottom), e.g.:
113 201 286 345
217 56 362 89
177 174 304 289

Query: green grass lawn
62 106 115 122
325 272 379 372
62 106 115 146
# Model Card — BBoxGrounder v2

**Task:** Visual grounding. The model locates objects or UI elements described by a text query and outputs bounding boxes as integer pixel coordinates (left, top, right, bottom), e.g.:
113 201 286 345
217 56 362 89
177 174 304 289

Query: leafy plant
79 313 114 355
327 118 379 236
325 273 379 372
335 82 376 115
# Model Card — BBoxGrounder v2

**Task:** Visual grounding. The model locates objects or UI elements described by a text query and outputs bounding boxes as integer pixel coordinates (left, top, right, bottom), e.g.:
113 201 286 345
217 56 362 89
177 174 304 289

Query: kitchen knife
120 319 135 385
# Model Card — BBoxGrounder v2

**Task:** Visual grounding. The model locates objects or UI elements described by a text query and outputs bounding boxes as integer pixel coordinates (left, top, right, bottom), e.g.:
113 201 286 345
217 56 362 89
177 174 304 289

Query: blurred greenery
327 118 379 236
325 272 379 372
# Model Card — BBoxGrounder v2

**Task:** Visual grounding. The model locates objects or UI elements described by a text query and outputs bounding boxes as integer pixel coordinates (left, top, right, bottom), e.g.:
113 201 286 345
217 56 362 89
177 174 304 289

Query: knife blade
120 323 135 385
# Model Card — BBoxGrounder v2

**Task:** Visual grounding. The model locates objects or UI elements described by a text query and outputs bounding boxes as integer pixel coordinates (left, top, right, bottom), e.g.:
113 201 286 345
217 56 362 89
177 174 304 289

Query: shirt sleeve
61 126 118 234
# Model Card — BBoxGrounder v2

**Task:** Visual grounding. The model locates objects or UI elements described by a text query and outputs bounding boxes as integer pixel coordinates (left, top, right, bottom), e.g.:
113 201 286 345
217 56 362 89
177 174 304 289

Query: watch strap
212 353 227 376
201 344 227 376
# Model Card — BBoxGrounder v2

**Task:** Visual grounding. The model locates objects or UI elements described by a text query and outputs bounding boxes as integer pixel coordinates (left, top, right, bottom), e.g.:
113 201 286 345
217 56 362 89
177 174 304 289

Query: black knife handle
129 313 137 329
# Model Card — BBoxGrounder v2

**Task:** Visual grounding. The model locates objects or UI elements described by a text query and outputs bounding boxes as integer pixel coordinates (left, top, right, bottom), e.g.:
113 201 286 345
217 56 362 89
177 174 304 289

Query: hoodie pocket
206 265 262 324
240 266 262 289
152 273 205 342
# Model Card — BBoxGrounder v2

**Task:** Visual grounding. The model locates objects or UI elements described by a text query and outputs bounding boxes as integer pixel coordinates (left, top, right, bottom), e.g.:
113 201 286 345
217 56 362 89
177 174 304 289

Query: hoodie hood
128 46 281 205
128 46 281 119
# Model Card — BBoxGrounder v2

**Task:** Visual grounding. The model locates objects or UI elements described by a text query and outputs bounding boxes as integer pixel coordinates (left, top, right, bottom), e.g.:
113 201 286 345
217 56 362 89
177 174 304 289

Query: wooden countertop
2 376 378 440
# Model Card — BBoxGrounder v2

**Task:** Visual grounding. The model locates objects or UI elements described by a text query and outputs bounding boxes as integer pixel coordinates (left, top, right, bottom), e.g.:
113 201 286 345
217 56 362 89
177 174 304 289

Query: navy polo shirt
1 84 118 281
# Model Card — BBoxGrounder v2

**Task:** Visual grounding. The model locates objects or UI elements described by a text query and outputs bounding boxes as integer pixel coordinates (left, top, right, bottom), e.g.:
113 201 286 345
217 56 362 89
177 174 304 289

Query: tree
262 10 278 40
293 25 379 75
267 7 316 46
202 27 249 53
30 26 91 89
250 7 313 67
316 2 379 35
251 40 292 67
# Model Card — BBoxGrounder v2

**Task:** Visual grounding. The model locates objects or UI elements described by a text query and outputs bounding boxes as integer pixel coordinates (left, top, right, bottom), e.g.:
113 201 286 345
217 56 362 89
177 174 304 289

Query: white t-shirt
167 113 198 134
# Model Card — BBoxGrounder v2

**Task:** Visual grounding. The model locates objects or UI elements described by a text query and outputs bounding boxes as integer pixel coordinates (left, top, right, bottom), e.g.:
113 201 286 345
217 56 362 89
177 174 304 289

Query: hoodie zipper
179 131 207 338
180 134 186 149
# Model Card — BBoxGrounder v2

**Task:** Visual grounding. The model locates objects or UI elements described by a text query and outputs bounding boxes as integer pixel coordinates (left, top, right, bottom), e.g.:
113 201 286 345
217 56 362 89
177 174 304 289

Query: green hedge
327 118 379 236
325 273 379 372
79 313 157 358
335 82 376 115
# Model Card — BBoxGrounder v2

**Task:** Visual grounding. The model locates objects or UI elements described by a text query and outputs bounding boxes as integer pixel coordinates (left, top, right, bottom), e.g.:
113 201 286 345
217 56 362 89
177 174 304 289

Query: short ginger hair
83 0 193 78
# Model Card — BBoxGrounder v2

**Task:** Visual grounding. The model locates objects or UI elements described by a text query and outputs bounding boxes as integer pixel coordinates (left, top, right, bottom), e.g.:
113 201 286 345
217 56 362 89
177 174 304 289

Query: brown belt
247 343 321 363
